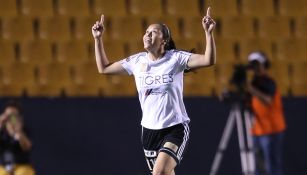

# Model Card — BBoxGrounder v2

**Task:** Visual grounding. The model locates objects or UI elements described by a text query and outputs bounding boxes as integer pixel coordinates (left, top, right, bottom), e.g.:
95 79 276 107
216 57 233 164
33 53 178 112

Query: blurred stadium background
0 0 307 174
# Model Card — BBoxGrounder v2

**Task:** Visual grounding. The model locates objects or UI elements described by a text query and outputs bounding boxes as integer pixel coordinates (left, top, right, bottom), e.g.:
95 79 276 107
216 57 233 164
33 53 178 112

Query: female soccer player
92 7 216 175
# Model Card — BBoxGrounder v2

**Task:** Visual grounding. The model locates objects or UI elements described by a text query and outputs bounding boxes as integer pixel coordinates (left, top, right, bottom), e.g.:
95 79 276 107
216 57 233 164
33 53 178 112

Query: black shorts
141 122 190 172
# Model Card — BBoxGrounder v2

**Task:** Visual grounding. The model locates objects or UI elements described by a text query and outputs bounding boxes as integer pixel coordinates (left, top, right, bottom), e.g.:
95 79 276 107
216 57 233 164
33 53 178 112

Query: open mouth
144 39 151 43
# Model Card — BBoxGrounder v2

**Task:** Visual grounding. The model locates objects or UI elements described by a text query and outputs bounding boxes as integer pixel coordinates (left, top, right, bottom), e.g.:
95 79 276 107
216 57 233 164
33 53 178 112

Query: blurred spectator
0 100 35 175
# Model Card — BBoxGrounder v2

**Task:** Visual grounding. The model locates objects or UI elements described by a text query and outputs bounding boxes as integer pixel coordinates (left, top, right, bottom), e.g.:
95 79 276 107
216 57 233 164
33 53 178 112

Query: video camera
221 64 251 106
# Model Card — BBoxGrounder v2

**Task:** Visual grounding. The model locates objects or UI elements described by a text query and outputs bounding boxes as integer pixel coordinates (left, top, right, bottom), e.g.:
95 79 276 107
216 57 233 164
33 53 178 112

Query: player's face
143 24 165 52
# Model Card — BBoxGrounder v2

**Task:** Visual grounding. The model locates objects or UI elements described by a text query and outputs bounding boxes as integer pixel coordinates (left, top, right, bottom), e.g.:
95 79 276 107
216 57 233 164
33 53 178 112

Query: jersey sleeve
119 53 142 75
174 50 192 70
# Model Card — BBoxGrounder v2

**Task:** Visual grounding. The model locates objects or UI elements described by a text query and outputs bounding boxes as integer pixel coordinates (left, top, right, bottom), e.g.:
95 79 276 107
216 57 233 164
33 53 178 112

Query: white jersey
120 49 192 129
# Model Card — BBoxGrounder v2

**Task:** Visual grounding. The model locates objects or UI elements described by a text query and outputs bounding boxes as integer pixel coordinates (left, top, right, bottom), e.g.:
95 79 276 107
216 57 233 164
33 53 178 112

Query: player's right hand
92 14 105 39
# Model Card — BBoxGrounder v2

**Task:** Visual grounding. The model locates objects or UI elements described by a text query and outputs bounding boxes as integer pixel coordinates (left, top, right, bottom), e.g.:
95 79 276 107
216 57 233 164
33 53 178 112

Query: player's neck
148 49 166 61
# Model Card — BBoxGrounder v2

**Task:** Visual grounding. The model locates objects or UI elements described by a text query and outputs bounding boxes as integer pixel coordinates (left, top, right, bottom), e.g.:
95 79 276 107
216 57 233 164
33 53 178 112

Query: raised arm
92 15 128 75
187 7 216 69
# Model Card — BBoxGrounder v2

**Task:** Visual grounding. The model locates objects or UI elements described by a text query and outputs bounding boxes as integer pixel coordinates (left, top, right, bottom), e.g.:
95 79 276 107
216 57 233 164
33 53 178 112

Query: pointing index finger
100 14 104 24
206 7 211 16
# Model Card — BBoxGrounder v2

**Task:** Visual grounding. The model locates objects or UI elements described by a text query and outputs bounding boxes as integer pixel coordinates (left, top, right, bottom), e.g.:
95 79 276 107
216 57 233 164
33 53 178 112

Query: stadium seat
92 0 127 17
183 67 216 96
175 39 202 54
33 63 73 96
129 0 163 18
56 0 90 17
38 17 71 43
271 61 291 96
279 0 307 17
241 0 275 18
258 17 291 41
20 0 54 18
275 38 307 63
104 75 137 96
205 0 238 18
0 63 36 96
0 41 16 66
239 38 274 62
97 40 127 62
290 61 307 96
127 40 145 55
295 17 307 40
55 41 89 66
221 16 255 41
215 63 235 94
74 61 136 97
182 17 207 42
1 17 34 43
19 40 54 67
67 62 107 96
0 0 18 18
165 0 201 17
214 38 238 63
109 16 144 42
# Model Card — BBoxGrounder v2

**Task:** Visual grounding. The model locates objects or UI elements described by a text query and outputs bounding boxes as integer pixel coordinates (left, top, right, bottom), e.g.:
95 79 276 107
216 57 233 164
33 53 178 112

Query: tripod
210 103 255 175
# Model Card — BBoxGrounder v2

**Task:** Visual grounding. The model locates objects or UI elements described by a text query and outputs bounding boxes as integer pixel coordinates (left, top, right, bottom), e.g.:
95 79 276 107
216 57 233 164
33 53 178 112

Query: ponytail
159 23 176 50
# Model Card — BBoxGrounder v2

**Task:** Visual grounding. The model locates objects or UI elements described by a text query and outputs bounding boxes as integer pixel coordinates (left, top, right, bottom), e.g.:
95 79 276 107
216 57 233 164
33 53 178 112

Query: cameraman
246 52 286 175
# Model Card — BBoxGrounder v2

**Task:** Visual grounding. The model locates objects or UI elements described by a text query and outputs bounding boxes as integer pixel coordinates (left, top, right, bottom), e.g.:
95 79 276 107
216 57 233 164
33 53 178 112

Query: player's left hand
202 7 216 34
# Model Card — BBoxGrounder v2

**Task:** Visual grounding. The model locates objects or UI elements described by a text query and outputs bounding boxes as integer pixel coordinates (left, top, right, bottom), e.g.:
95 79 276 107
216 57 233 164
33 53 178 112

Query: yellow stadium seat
1 17 34 43
182 17 207 42
221 16 255 41
205 0 238 18
92 0 127 17
56 41 89 66
68 62 107 96
215 63 235 94
275 38 307 63
0 41 15 66
239 38 274 62
57 0 90 17
104 75 137 96
166 0 201 17
20 0 54 18
270 61 291 96
19 40 53 66
0 0 18 18
0 63 36 96
32 63 72 96
279 0 307 17
100 40 127 62
74 62 135 97
175 39 202 54
258 17 291 41
295 17 307 40
39 17 71 43
129 0 163 18
215 38 238 63
241 0 275 18
290 61 307 96
127 40 145 55
183 67 216 96
88 40 126 64
109 16 144 42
